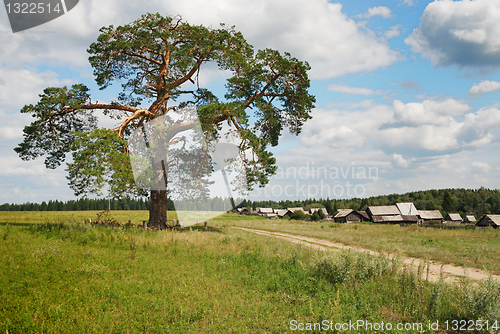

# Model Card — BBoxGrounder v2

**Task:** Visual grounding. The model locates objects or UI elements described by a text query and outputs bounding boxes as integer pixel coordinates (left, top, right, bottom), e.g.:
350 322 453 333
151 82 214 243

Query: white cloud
400 0 416 7
0 111 32 140
472 162 490 174
384 25 401 39
468 80 500 96
393 153 410 168
1 0 400 80
406 0 500 68
391 99 471 126
359 6 393 19
327 84 382 95
0 67 74 112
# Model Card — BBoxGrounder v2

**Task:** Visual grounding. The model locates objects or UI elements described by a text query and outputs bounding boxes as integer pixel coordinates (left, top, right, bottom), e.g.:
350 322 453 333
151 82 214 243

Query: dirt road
235 227 500 283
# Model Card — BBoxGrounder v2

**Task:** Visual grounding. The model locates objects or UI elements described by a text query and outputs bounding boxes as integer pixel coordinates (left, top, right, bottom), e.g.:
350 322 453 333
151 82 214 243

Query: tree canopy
15 13 315 224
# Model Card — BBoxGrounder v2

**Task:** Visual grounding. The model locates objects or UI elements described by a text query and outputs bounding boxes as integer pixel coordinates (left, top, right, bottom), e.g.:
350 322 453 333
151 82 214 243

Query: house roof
357 211 369 220
418 210 443 220
372 215 404 223
258 208 273 214
310 208 328 215
287 207 305 213
274 209 291 217
367 205 401 216
465 215 476 222
235 207 249 213
334 209 353 218
445 213 462 221
396 203 419 215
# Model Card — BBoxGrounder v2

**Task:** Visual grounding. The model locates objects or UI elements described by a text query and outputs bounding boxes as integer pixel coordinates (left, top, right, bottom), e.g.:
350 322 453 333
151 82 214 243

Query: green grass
215 215 500 274
1 221 500 333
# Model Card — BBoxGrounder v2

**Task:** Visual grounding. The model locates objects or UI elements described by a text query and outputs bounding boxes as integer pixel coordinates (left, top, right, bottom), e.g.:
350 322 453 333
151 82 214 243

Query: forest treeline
2 188 500 218
242 187 500 218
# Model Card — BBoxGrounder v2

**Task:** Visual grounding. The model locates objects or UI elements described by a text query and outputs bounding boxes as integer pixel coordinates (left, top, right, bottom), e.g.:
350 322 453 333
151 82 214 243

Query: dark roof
357 211 369 220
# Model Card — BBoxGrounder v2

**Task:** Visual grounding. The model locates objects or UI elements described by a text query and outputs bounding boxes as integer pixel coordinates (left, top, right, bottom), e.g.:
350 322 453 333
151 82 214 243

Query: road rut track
235 227 500 284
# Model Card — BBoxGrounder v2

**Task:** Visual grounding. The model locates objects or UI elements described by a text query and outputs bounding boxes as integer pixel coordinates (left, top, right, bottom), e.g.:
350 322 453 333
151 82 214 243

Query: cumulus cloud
468 80 500 96
391 99 471 126
298 98 500 157
405 0 500 68
358 6 393 19
393 153 410 168
400 0 416 6
384 25 401 39
0 68 74 112
472 162 490 174
0 0 400 80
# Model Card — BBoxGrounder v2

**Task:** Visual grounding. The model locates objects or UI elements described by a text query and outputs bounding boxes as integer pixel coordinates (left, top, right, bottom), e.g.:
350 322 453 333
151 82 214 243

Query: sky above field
1 0 500 204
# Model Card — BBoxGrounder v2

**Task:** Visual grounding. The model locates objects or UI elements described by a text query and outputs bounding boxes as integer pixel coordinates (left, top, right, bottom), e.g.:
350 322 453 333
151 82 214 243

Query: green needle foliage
14 13 315 224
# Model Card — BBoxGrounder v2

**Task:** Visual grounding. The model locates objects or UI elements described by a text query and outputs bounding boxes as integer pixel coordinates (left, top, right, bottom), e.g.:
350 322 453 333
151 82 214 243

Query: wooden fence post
204 221 207 231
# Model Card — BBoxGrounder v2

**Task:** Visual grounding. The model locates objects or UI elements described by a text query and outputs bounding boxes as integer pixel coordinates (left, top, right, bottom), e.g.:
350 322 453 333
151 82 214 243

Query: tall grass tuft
311 250 397 284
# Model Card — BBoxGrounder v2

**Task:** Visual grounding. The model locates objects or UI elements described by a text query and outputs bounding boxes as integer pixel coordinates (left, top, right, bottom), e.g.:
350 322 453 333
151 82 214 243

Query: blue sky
1 0 500 204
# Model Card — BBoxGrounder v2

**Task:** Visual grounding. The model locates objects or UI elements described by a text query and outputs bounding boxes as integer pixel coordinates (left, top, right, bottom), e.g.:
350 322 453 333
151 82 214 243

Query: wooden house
258 208 274 215
274 209 293 218
418 210 443 223
464 215 476 224
476 215 500 228
309 208 329 216
444 213 462 224
334 209 366 223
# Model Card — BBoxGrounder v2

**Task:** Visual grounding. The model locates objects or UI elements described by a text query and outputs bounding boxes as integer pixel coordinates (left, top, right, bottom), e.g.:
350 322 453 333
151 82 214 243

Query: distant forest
244 187 500 218
2 188 500 218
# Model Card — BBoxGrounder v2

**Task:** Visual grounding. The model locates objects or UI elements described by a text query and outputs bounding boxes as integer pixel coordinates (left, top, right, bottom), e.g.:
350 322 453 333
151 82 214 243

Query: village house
334 209 367 223
257 208 274 216
274 209 293 218
476 215 500 229
287 207 307 214
463 215 476 224
444 213 462 224
418 210 444 223
309 208 329 216
366 205 401 219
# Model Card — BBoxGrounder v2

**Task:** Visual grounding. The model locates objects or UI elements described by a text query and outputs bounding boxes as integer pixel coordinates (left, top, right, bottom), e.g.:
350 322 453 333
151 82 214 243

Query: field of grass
214 215 500 274
1 216 500 332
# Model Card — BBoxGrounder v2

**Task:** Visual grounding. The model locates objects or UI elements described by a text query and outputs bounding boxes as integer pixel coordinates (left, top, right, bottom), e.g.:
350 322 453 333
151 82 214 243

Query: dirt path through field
235 227 500 284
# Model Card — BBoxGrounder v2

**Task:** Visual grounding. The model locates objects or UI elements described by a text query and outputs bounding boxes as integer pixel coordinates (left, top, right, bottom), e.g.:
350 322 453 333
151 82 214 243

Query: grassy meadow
217 216 500 274
1 211 500 332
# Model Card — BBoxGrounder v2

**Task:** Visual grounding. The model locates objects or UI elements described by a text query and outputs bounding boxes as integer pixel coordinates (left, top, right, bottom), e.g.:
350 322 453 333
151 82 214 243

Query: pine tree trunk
148 190 168 229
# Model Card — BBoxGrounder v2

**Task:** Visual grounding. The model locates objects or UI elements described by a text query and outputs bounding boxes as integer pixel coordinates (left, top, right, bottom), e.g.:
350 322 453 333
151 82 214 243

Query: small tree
14 13 315 228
